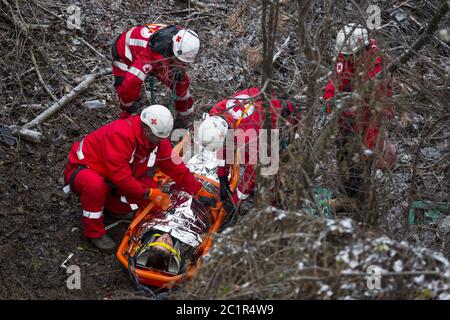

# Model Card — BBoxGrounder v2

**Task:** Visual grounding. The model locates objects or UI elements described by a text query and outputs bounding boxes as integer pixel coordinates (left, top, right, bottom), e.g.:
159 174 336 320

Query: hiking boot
88 234 117 254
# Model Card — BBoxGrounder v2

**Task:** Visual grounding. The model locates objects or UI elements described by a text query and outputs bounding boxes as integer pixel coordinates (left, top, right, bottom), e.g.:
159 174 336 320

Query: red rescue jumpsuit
323 39 394 199
111 24 193 117
323 39 394 150
64 115 202 238
209 87 295 204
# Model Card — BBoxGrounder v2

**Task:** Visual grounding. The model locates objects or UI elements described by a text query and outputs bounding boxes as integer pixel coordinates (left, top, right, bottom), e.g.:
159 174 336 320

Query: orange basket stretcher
116 134 240 288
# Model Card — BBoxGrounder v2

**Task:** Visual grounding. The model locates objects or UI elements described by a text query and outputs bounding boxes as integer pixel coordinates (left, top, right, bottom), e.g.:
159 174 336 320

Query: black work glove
198 196 217 208
218 176 232 201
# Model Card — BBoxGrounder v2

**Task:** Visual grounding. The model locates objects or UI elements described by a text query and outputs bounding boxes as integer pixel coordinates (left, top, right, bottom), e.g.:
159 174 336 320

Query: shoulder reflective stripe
129 147 136 163
177 105 195 116
130 203 138 210
217 159 226 167
128 38 148 47
176 89 191 101
82 210 103 219
237 189 250 200
77 139 85 160
128 66 146 81
124 27 135 61
147 146 158 167
113 60 129 72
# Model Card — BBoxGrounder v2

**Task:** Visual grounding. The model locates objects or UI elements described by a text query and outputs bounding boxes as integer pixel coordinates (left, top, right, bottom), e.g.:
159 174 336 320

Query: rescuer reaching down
63 105 214 253
111 23 199 123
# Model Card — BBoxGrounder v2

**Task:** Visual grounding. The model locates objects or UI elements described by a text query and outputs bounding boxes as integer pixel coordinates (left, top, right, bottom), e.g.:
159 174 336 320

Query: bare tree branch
388 1 449 74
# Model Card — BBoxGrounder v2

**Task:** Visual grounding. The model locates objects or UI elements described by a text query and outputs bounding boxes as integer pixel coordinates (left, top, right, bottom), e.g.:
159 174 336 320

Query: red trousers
64 165 156 238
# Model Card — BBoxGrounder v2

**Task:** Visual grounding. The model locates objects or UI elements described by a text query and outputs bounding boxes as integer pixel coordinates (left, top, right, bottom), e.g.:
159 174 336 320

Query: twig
3 224 23 238
23 69 111 130
9 69 111 142
87 269 122 277
78 38 109 62
388 1 449 74
27 24 50 31
30 50 58 102
300 73 330 94
2 0 28 33
288 276 327 281
31 0 80 30
61 113 89 135
19 104 45 110
31 0 109 62
105 220 130 231
272 36 290 63
189 0 228 11
341 270 447 277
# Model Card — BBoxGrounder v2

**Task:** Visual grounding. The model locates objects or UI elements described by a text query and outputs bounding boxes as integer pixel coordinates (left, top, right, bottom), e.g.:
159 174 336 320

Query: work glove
145 188 172 210
196 188 217 208
218 176 232 201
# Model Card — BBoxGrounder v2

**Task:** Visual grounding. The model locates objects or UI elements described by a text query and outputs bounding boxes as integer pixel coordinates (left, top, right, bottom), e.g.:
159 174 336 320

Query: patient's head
146 233 175 270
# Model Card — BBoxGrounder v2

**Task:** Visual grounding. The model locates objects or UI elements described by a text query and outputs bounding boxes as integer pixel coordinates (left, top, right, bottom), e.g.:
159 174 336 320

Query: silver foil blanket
140 149 221 248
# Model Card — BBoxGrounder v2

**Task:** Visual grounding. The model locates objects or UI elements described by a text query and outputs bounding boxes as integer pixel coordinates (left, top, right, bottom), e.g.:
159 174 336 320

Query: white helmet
336 23 370 55
197 116 229 151
140 105 174 138
172 29 200 63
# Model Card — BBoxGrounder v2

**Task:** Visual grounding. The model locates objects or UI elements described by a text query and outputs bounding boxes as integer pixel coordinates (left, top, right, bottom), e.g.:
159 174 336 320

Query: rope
148 76 156 104
126 253 157 298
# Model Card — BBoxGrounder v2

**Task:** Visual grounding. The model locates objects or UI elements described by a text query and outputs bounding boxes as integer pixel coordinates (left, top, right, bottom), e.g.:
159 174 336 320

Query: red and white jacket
112 24 193 116
66 115 202 199
323 39 394 149
209 87 295 203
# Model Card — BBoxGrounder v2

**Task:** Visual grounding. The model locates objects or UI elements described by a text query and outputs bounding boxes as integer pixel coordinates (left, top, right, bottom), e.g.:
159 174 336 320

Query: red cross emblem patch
336 62 344 73
151 118 158 125
231 101 246 113
225 94 255 120
176 35 182 43
143 64 152 74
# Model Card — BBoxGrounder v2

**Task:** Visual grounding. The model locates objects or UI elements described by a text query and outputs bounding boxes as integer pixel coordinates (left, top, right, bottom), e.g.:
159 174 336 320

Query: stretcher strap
143 241 182 265
126 254 156 298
